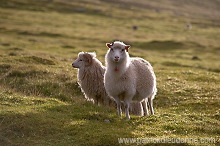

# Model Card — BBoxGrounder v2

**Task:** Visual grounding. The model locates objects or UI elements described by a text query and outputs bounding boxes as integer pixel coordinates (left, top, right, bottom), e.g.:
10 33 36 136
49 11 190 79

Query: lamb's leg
130 102 144 116
142 99 149 116
104 98 110 111
148 97 154 115
94 98 98 105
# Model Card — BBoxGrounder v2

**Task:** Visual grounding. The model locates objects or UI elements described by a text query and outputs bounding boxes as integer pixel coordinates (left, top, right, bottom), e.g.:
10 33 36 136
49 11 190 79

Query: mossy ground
0 0 219 145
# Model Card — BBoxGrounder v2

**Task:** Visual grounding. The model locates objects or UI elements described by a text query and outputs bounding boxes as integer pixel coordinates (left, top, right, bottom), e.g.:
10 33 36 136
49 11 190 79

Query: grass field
0 0 220 145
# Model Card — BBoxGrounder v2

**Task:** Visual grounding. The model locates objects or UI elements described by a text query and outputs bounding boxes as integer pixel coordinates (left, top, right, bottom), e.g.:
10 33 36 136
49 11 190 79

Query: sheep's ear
125 45 130 52
83 53 92 66
106 43 112 48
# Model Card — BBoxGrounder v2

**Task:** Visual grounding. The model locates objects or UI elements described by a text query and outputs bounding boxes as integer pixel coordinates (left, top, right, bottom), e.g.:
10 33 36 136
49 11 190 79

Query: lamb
72 52 111 106
104 41 157 119
72 52 145 116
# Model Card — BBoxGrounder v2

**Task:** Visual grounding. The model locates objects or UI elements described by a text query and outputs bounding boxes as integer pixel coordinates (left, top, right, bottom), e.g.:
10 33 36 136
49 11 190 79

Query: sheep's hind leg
148 97 154 115
142 99 149 116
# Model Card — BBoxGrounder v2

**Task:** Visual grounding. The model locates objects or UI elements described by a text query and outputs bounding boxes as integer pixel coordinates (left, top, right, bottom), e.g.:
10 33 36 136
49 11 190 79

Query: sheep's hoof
126 116 131 119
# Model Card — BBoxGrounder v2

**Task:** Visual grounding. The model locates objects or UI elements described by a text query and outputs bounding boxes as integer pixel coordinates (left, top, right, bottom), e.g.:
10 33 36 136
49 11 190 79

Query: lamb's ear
83 53 92 66
106 43 112 48
89 52 96 58
125 45 131 52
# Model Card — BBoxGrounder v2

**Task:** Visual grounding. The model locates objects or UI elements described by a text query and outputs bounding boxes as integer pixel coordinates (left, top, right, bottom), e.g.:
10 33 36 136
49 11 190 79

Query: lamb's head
72 52 96 68
106 41 130 63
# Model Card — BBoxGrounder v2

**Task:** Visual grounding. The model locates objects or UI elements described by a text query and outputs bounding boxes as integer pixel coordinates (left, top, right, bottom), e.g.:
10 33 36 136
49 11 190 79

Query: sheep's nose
72 63 75 67
114 56 119 62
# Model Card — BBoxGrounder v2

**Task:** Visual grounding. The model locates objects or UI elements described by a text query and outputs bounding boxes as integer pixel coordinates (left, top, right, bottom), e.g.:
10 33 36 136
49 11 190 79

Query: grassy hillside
0 0 219 145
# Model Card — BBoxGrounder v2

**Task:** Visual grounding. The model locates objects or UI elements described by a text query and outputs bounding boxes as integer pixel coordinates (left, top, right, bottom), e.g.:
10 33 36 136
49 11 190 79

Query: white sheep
104 41 157 119
72 52 145 116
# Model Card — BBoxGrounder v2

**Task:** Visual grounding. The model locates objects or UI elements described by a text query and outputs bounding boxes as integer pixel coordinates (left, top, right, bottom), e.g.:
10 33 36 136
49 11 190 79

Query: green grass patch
0 0 219 145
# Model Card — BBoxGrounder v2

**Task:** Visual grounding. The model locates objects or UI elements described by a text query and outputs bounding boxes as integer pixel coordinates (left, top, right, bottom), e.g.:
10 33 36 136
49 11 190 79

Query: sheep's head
106 41 130 62
72 52 96 68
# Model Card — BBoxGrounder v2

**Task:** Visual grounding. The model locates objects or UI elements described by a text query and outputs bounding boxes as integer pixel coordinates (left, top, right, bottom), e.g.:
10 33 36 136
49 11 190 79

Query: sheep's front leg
115 99 122 116
124 98 132 119
124 102 130 119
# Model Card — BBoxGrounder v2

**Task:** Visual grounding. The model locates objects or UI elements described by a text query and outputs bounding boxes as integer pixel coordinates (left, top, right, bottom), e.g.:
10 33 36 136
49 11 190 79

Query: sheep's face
72 52 95 68
106 41 130 63
72 56 84 68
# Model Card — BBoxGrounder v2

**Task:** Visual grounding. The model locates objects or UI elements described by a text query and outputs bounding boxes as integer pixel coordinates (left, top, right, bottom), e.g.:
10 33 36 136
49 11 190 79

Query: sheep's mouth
72 64 79 68
114 58 119 62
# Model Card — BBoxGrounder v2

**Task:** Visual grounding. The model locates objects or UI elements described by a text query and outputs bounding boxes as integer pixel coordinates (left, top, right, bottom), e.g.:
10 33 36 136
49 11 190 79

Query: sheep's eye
121 49 125 52
110 48 114 52
79 59 83 61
